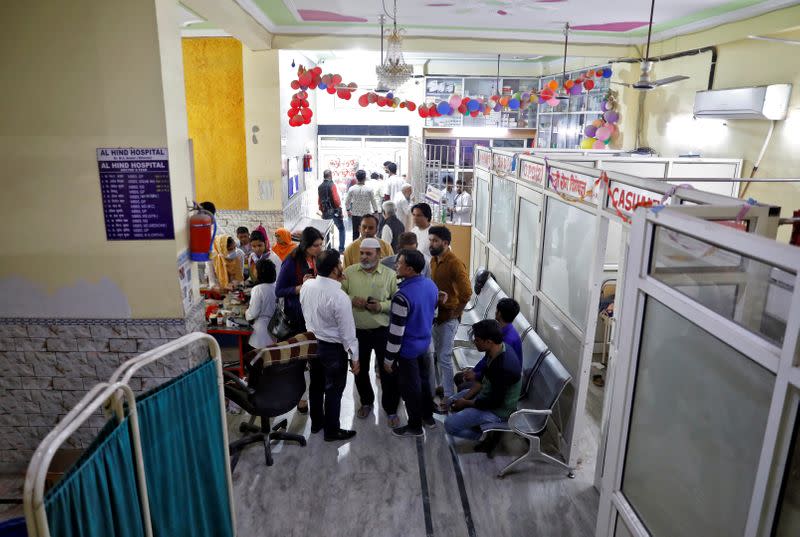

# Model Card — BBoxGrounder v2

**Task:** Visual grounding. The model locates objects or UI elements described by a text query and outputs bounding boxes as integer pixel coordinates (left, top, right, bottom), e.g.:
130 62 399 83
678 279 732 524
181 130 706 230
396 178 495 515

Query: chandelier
376 1 412 91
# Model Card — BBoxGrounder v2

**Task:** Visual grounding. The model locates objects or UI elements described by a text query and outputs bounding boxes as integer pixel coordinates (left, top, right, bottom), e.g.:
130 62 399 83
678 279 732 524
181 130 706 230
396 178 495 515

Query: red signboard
519 160 546 185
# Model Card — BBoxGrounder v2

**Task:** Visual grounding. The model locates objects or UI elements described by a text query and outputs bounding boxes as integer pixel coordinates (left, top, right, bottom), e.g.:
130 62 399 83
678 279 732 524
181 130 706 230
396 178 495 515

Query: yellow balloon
580 137 596 149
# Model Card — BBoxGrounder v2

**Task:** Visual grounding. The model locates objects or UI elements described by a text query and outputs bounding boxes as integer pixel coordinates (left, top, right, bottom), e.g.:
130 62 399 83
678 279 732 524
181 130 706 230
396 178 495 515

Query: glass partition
515 197 541 281
622 297 774 537
540 198 597 328
774 408 800 536
474 173 490 236
487 249 512 295
650 226 795 345
472 234 487 273
489 175 516 259
513 278 534 323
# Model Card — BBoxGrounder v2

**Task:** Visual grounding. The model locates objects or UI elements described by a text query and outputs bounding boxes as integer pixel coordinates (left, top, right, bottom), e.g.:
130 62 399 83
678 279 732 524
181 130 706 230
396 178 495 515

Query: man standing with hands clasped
341 238 401 427
300 249 360 442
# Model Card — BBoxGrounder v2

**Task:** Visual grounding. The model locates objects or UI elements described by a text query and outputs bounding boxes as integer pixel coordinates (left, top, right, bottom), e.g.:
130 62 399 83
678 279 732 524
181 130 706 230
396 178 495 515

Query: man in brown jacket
429 225 472 411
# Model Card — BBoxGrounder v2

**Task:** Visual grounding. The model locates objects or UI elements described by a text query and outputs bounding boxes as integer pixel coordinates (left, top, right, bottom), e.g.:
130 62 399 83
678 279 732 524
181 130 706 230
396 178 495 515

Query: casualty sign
606 181 664 216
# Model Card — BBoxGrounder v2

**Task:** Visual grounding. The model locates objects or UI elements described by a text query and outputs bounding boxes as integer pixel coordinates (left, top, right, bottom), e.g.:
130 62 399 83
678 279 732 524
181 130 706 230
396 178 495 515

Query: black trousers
309 341 348 435
397 354 434 431
354 327 400 415
324 215 346 251
351 215 363 241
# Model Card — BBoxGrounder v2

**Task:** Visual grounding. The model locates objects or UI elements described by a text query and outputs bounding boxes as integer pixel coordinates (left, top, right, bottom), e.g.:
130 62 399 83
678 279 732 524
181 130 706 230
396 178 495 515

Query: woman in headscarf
248 226 281 284
272 227 297 262
211 234 244 290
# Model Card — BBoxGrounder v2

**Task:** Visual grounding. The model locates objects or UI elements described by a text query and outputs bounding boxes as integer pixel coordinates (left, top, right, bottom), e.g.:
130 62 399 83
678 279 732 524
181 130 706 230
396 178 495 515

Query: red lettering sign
606 182 663 216
493 153 514 174
519 160 545 185
476 149 492 169
548 169 600 204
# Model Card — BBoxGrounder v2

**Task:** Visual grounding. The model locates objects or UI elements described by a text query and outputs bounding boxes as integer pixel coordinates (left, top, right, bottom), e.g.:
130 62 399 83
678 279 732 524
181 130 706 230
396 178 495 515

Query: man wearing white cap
341 237 401 426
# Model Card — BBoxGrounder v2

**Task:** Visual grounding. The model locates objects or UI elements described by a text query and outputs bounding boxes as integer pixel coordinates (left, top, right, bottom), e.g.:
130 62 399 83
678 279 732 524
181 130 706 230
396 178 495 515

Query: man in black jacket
379 200 405 252
318 169 345 252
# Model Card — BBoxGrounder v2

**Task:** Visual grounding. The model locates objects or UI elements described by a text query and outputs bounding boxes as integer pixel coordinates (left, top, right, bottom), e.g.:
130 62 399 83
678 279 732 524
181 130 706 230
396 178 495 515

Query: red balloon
290 80 300 90
321 75 331 85
287 108 298 118
358 94 369 107
419 107 428 118
332 74 343 85
301 107 312 119
399 102 406 108
312 66 322 75
458 104 467 114
368 93 376 103
301 99 309 108
584 80 595 90
290 98 301 108
348 82 357 89
462 97 470 105
289 115 301 127
407 102 417 111
343 92 351 100
470 110 479 117
303 115 311 124
308 81 317 90
327 86 336 94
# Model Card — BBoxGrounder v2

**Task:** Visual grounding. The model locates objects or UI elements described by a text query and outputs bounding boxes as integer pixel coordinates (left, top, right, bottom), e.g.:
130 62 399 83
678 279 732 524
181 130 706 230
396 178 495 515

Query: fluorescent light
451 127 510 137
748 35 800 45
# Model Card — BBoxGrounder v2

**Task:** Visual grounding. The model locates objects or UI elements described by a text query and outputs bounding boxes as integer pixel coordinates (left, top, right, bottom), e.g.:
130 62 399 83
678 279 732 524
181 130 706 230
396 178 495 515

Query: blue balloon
602 68 612 78
467 99 480 112
318 82 327 90
437 101 451 115
508 98 520 110
387 92 394 99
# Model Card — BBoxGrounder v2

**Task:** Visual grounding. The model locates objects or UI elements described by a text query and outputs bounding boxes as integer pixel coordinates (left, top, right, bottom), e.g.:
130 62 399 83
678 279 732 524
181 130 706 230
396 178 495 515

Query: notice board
97 147 175 240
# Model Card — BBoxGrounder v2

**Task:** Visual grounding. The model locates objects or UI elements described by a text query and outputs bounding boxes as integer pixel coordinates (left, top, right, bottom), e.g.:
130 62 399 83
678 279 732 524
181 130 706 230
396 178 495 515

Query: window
474 173 490 235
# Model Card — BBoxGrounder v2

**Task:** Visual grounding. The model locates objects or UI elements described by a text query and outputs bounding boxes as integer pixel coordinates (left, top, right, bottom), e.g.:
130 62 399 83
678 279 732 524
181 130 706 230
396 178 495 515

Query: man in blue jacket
384 249 439 437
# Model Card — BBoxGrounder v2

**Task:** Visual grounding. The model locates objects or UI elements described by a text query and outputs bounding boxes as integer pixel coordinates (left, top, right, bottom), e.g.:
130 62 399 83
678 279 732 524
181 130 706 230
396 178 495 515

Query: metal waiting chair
462 268 493 312
480 352 574 478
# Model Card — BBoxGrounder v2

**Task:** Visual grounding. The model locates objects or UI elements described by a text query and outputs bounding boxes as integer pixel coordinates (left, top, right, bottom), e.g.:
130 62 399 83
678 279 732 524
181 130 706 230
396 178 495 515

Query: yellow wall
183 37 248 210
0 0 194 319
637 31 800 241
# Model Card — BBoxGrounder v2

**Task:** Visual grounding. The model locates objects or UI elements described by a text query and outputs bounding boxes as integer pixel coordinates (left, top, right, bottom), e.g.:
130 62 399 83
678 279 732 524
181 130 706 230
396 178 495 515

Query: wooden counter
445 223 472 268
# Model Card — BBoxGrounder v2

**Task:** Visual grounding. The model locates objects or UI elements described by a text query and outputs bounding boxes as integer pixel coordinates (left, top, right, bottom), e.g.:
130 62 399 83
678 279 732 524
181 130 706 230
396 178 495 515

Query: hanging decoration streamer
546 170 654 224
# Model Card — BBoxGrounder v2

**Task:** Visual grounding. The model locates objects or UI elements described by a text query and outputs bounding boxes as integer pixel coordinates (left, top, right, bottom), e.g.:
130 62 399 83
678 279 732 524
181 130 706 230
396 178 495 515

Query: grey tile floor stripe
446 434 478 537
415 437 435 537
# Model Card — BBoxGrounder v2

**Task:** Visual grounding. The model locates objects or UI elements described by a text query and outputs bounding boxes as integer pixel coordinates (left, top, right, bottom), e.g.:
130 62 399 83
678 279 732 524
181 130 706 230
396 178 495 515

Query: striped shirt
385 293 410 365
345 184 379 217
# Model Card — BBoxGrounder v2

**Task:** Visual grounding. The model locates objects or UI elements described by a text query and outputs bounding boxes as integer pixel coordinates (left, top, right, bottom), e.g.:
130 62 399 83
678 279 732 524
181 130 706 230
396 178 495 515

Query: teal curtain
136 360 234 537
44 418 146 537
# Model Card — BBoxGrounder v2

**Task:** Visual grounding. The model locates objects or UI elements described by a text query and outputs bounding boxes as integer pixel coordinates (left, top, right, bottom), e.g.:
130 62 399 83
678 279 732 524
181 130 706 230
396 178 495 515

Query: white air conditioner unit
693 84 791 120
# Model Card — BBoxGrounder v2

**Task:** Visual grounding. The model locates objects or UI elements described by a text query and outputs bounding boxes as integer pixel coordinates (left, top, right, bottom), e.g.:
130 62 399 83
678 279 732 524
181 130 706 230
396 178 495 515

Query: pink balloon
596 126 612 141
449 95 461 108
592 140 606 150
547 97 560 107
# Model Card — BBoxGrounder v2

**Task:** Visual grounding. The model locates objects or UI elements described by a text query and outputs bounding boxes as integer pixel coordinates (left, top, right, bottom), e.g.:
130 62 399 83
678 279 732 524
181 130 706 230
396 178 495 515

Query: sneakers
356 405 373 419
422 417 437 429
392 425 424 438
387 414 401 428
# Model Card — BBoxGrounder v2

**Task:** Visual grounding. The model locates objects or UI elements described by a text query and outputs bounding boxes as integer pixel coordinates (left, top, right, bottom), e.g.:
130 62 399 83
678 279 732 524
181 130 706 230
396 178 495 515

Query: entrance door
596 206 800 536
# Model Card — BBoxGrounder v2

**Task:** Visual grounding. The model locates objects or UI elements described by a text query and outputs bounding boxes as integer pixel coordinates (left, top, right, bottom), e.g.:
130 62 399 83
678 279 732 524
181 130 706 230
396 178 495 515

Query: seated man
445 319 521 452
456 297 523 393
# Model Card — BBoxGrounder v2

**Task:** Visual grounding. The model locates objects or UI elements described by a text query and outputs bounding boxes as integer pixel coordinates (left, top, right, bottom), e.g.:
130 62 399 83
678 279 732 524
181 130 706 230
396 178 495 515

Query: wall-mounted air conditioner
693 84 792 120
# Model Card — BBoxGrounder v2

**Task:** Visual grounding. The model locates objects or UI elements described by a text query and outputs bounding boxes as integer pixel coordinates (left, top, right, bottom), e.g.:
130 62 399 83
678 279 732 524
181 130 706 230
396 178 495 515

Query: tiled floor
229 367 601 537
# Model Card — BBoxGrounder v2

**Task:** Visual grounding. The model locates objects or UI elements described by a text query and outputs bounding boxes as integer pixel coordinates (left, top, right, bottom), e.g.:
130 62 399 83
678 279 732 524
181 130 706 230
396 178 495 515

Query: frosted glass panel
472 235 486 274
605 219 623 267
513 279 534 323
614 515 634 537
540 198 596 328
516 197 540 280
487 250 512 295
775 410 800 536
536 300 582 378
622 298 774 537
489 176 516 259
475 174 490 235
650 226 795 345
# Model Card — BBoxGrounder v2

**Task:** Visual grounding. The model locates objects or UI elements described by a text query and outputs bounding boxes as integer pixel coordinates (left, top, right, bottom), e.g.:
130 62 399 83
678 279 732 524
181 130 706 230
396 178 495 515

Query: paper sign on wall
519 160 546 185
548 168 601 205
476 148 492 169
97 147 175 240
493 153 514 174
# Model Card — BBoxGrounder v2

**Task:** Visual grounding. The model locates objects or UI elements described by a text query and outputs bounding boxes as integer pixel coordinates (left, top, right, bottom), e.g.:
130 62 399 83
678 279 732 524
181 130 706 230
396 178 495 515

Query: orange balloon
586 70 595 78
564 79 575 90
500 96 510 106
548 80 558 91
592 119 603 128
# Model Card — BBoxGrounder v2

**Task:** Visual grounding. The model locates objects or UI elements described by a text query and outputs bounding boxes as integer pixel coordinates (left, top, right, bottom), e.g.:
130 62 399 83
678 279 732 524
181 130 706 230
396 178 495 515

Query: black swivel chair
225 354 308 470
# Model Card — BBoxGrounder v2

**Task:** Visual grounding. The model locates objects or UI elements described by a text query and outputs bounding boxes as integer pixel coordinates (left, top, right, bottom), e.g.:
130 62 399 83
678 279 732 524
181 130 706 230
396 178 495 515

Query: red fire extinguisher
303 152 312 172
189 206 216 262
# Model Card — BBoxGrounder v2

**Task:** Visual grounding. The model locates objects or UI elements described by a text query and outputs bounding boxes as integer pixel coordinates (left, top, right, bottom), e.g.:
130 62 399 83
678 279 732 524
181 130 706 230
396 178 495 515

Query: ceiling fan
614 0 689 90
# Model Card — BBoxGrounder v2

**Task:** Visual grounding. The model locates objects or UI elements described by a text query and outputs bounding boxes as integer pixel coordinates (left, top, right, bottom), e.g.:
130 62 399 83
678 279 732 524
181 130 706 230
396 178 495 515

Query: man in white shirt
346 170 379 241
440 176 457 215
451 179 473 225
383 162 405 201
300 249 360 442
411 202 433 260
365 172 384 212
393 183 414 231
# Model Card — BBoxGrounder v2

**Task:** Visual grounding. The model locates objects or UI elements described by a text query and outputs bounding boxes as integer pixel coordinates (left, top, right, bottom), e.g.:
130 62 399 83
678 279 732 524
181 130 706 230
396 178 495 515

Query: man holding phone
341 238 400 426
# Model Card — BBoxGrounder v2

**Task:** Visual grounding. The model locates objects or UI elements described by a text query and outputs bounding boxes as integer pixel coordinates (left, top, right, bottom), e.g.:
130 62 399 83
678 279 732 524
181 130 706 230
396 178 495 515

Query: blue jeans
445 394 504 441
432 319 458 399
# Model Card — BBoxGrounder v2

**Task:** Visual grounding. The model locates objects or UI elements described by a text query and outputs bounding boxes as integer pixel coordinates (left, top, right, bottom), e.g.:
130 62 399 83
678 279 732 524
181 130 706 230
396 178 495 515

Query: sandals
357 405 373 419
297 399 309 414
